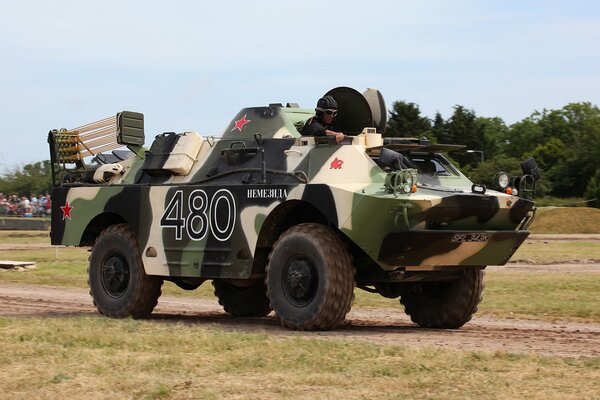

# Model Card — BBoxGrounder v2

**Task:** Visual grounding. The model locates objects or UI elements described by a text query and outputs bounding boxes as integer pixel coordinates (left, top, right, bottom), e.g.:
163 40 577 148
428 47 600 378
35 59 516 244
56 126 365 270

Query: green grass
533 197 591 207
0 317 598 400
481 271 600 322
512 241 600 263
0 247 90 287
531 207 600 234
0 246 218 298
352 270 600 323
0 229 49 243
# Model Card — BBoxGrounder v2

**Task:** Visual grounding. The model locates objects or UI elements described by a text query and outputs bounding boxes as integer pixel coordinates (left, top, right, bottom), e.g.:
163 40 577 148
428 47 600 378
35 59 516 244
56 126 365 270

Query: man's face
322 108 337 124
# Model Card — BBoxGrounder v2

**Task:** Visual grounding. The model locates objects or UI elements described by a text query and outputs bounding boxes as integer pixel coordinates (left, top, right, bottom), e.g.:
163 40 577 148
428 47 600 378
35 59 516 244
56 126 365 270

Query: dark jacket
302 116 340 136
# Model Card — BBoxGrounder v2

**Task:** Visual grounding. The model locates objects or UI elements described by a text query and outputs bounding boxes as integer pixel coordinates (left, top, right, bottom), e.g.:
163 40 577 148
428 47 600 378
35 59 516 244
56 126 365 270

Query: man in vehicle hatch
302 95 346 143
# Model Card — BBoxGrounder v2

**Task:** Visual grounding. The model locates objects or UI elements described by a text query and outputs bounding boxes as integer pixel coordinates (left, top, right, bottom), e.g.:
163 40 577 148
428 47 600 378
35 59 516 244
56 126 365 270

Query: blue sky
1 0 599 168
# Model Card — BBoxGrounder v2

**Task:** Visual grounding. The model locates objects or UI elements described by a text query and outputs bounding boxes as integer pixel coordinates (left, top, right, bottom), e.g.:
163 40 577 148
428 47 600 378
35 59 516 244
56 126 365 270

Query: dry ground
1 234 599 359
2 281 599 359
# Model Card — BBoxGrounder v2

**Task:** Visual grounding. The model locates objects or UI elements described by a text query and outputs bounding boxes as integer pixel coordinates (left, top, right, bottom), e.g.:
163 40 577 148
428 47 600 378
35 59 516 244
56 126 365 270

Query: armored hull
49 87 537 330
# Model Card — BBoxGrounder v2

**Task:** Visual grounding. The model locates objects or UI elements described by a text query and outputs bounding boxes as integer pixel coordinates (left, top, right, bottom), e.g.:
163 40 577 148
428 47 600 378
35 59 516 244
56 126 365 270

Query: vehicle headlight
495 172 509 190
404 171 414 187
385 169 419 195
401 169 418 193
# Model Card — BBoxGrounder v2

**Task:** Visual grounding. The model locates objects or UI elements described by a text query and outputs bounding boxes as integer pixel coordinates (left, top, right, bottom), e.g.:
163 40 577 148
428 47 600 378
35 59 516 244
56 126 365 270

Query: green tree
0 160 52 196
505 118 544 156
553 103 600 195
445 105 485 167
475 116 508 161
430 112 451 144
386 101 431 138
468 157 522 187
506 102 600 197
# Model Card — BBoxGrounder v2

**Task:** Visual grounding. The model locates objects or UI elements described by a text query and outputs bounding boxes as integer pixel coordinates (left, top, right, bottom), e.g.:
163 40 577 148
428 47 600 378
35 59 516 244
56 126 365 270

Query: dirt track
2 282 599 359
2 235 599 358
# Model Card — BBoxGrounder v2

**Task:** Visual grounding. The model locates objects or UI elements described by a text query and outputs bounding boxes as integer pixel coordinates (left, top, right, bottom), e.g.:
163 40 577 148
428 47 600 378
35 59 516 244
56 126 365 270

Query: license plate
451 233 489 243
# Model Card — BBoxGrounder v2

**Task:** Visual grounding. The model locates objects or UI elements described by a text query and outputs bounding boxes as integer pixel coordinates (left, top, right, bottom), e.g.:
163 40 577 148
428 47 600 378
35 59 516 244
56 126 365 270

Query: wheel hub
283 258 318 306
101 254 130 298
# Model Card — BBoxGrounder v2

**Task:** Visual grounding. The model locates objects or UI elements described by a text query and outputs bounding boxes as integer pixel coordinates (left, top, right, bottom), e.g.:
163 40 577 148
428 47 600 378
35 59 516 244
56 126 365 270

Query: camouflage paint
50 102 535 281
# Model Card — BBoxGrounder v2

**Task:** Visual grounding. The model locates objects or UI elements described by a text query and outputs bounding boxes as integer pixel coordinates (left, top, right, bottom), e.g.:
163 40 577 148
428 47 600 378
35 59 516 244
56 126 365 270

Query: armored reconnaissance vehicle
48 87 539 330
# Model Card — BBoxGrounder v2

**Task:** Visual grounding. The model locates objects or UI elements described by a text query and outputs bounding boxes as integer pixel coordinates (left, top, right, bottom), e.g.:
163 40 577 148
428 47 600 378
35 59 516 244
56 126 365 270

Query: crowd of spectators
0 193 51 217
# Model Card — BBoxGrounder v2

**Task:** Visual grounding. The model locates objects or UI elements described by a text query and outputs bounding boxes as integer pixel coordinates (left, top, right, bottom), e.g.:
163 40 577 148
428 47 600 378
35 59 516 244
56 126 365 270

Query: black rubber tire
88 224 163 318
266 223 355 331
400 267 484 329
213 279 272 317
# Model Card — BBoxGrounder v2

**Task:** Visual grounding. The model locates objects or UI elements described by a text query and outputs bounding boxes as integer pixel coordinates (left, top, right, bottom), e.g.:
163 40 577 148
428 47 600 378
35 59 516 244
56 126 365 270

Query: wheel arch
80 212 127 246
250 200 329 275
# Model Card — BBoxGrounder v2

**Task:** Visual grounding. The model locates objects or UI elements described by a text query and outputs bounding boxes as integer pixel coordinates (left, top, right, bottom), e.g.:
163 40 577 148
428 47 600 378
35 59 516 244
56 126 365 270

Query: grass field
512 240 600 263
0 317 598 400
0 229 49 243
1 229 600 398
530 207 600 234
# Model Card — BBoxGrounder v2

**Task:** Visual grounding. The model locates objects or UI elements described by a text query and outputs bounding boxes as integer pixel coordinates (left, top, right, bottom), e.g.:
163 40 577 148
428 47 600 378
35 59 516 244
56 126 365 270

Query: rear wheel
88 224 162 318
266 223 355 330
400 267 484 329
213 279 271 317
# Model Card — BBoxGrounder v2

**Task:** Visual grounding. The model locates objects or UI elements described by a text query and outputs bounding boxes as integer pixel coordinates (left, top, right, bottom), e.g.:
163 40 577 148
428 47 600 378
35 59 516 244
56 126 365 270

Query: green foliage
387 100 600 198
504 118 544 155
585 169 600 208
431 112 449 144
427 107 509 169
513 103 600 196
467 158 522 188
476 116 508 160
385 101 431 137
0 160 52 196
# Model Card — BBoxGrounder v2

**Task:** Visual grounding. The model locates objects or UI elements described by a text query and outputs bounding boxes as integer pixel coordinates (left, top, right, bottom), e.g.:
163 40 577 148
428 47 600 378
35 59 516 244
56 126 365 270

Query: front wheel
400 267 484 329
266 223 355 330
88 224 162 318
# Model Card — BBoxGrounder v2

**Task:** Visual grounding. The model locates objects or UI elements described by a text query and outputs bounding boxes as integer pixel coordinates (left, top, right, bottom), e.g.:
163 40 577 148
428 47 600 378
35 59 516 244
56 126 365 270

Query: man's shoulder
306 117 327 127
304 116 318 125
302 117 328 136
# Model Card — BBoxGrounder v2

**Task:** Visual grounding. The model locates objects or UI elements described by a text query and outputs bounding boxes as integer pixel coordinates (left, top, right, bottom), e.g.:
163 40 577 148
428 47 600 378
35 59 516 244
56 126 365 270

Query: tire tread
88 223 162 318
266 223 355 330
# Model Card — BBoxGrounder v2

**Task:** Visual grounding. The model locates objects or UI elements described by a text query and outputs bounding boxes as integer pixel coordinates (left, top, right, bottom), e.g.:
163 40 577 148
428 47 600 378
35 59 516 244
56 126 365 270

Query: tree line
1 102 599 207
386 101 600 207
0 160 52 199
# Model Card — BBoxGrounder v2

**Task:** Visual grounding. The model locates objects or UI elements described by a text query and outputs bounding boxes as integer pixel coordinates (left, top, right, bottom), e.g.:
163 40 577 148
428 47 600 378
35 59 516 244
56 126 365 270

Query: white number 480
160 189 236 242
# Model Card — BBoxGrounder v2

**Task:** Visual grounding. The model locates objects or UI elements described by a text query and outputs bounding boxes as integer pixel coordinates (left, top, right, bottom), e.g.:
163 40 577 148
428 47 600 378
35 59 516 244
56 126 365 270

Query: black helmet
317 96 337 110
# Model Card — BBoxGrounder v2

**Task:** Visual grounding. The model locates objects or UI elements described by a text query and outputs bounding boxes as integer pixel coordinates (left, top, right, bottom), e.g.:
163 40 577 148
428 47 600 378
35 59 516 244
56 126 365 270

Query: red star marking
330 157 344 169
231 114 251 132
61 201 74 220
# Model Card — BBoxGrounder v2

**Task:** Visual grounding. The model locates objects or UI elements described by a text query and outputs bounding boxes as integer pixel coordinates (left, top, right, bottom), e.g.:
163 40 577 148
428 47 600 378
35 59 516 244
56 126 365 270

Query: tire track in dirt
1 283 599 358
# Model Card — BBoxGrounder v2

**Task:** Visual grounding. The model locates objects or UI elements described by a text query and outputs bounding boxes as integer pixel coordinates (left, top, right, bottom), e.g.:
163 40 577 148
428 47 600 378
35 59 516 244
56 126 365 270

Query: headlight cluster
494 172 518 195
490 158 540 199
496 172 509 190
385 169 419 195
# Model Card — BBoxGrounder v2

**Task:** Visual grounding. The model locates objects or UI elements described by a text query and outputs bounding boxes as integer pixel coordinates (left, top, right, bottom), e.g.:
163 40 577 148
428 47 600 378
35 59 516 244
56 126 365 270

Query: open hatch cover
324 87 387 135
